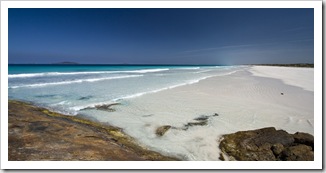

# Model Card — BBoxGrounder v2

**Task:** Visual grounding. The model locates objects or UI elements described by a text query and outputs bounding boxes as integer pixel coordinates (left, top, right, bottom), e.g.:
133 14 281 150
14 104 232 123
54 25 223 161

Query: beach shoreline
8 66 314 161
86 66 313 160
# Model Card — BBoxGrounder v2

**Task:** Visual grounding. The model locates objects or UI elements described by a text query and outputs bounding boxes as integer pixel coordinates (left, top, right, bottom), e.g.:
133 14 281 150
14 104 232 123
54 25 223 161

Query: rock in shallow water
185 121 208 127
219 127 314 161
155 125 172 137
95 103 121 112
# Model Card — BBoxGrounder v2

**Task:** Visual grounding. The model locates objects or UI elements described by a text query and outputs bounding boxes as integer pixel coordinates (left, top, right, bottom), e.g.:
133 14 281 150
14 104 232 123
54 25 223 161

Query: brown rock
293 132 314 149
281 145 314 161
271 143 284 156
155 125 172 136
219 127 314 161
95 103 120 112
185 121 208 127
8 100 178 161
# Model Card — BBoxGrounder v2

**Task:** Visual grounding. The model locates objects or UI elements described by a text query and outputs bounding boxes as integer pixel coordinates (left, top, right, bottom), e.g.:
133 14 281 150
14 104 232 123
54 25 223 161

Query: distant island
53 61 79 65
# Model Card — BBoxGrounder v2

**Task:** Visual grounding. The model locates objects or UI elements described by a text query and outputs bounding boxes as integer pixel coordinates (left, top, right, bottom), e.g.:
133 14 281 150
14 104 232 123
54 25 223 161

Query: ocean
9 64 245 160
9 65 240 115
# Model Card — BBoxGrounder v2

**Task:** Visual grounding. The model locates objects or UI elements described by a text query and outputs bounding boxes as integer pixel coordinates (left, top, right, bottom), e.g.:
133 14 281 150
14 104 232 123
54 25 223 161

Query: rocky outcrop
8 100 178 161
80 103 121 112
219 127 314 161
94 103 121 112
155 125 172 136
155 113 220 136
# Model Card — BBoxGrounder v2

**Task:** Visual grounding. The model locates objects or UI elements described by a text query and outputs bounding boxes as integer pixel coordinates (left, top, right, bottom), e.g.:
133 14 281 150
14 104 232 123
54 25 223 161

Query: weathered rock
95 103 120 112
281 145 313 161
219 153 225 161
271 143 284 156
293 132 314 149
213 113 219 116
185 121 208 127
219 127 314 161
194 115 210 121
155 125 172 136
8 100 179 161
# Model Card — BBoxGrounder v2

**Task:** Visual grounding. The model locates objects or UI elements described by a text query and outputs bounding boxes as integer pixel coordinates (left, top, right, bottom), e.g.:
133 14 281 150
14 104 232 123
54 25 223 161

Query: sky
9 8 314 65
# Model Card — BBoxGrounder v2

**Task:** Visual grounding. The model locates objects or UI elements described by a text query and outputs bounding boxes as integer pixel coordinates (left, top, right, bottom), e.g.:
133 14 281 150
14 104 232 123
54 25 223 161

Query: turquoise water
8 65 238 115
9 64 207 74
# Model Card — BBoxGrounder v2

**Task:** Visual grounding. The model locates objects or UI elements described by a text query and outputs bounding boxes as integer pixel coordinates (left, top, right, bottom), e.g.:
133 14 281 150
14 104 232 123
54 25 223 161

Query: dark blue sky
9 8 314 65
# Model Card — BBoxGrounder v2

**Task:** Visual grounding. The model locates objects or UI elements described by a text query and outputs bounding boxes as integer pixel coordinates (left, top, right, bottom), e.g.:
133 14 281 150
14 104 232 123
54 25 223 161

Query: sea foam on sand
85 66 314 161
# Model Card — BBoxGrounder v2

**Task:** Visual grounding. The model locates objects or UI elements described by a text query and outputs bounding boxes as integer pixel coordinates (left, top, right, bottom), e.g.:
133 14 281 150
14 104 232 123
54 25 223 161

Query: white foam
114 75 214 101
112 71 239 102
126 68 169 73
178 67 200 70
9 75 143 89
8 68 169 78
71 75 216 112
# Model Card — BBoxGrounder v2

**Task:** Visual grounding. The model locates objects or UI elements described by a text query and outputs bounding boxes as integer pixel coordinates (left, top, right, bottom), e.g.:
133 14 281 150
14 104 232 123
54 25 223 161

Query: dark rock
293 132 314 149
95 103 120 112
28 121 48 132
219 153 225 161
281 145 313 161
194 115 209 121
271 143 284 156
185 121 208 127
219 127 314 161
78 96 92 100
155 125 172 136
213 113 219 116
251 128 294 147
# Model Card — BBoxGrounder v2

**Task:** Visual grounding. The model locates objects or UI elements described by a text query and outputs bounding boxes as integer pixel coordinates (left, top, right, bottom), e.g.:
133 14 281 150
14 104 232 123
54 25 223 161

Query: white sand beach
87 66 314 160
250 66 314 92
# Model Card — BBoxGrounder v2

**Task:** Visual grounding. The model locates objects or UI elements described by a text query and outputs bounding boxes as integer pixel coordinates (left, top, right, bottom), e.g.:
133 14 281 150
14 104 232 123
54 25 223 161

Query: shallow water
9 65 243 115
8 65 245 160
